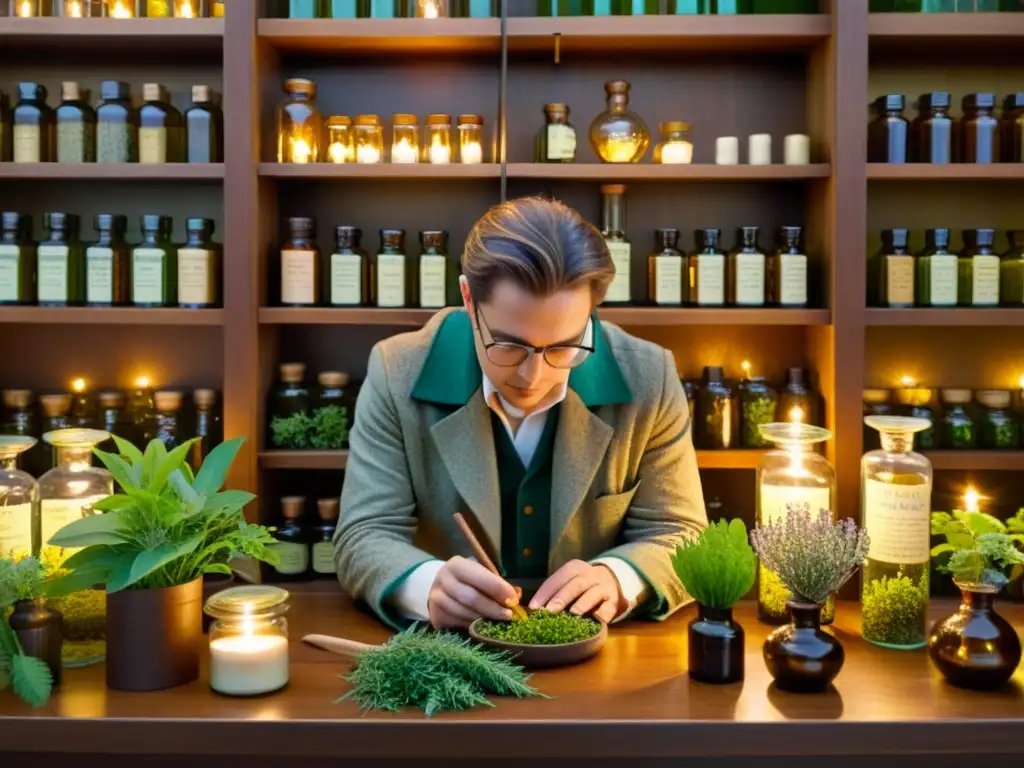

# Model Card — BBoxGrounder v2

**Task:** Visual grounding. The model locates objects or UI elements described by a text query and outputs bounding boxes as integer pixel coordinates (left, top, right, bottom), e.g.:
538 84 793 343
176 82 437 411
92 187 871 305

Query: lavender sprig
750 505 870 606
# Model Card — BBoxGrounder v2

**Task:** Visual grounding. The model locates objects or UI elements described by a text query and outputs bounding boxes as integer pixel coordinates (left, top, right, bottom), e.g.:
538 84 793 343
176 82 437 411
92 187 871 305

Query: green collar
411 310 632 408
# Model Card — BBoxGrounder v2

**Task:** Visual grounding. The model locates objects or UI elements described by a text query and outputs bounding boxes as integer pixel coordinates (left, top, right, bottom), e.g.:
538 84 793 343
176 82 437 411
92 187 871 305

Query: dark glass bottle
958 228 1000 307
185 85 224 163
38 212 84 307
692 229 726 307
85 214 130 306
778 367 818 427
13 82 55 163
269 363 310 449
328 225 367 306
976 390 1019 450
648 228 686 306
69 383 96 429
728 226 766 307
0 212 36 306
2 389 46 477
374 228 413 308
178 217 220 309
768 225 808 307
940 389 976 449
189 388 222 472
96 391 126 453
741 377 778 448
895 386 939 450
55 81 96 163
868 94 909 164
311 498 340 577
694 366 737 450
132 214 177 307
313 371 352 450
1000 93 1024 163
916 228 958 307
96 81 137 164
125 378 158 448
417 230 453 309
139 83 184 164
280 217 320 307
40 394 72 469
536 103 577 163
911 92 955 164
0 91 10 162
271 496 311 581
1001 230 1024 306
600 184 632 304
154 390 183 450
960 93 999 164
870 228 913 308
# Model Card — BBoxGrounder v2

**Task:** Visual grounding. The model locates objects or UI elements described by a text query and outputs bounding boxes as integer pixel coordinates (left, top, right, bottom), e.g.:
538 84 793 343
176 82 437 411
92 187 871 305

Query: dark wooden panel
0 164 224 180
0 307 223 325
0 17 223 57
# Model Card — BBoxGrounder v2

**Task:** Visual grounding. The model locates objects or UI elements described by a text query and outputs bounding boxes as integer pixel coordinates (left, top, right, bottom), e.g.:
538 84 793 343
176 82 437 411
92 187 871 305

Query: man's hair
462 196 615 304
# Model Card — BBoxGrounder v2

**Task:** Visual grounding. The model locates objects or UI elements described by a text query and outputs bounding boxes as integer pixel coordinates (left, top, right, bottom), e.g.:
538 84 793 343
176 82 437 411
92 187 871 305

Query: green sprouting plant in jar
740 377 778 448
861 570 930 647
975 390 1020 450
940 389 976 449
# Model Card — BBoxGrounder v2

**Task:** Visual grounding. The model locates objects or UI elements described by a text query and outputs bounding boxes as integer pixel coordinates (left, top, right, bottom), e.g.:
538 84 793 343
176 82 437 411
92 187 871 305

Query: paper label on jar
376 254 406 308
330 253 363 305
139 127 167 164
605 241 631 303
0 245 20 303
41 496 107 553
281 249 315 305
133 248 166 304
0 503 33 559
271 541 309 576
13 125 40 163
759 485 831 525
863 478 931 565
312 541 336 575
546 124 576 160
734 252 765 305
86 247 114 304
928 254 958 305
696 253 725 305
419 254 448 308
885 255 914 305
37 245 69 303
972 255 1000 305
178 248 214 306
653 255 683 305
779 253 807 306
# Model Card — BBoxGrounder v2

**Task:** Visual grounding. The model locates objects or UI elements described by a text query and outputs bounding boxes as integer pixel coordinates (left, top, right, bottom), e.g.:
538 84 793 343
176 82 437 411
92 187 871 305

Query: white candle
460 141 483 165
428 138 451 164
110 0 133 17
209 633 289 697
784 133 811 165
748 134 772 166
327 142 347 164
178 0 196 18
18 0 34 16
715 136 739 165
391 137 418 164
659 141 693 165
357 144 381 164
290 138 311 164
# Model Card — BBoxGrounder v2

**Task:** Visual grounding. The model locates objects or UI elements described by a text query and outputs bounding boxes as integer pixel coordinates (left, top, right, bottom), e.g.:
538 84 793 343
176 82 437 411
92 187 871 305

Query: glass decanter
860 416 932 651
755 423 837 626
0 436 39 560
589 80 649 164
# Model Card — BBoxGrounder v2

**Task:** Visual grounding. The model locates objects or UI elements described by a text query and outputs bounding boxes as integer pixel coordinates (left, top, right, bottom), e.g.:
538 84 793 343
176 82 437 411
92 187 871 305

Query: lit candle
17 0 35 16
963 486 980 514
900 374 916 387
788 406 804 424
71 378 86 394
460 141 482 165
209 630 289 697
290 138 311 164
67 1 84 17
423 0 440 18
660 141 693 165
741 360 752 380
110 0 133 18
327 142 347 164
135 375 151 389
428 137 451 165
177 0 196 18
391 137 418 164
357 144 381 164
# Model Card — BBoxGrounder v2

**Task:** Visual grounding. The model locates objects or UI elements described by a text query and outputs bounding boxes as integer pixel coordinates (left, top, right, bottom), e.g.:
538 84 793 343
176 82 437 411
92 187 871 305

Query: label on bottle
0 244 20 303
759 485 831 525
863 478 931 565
605 241 631 303
0 503 33 559
972 255 1000 305
178 248 214 306
778 253 807 306
281 249 315 305
86 246 114 304
928 254 958 305
546 124 576 161
40 495 108 553
271 541 309 575
330 253 363 305
133 248 166 304
696 253 725 305
312 540 336 575
377 254 406 308
13 125 40 163
885 255 914 305
734 252 765 305
139 126 167 164
653 255 682 305
419 254 447 308
37 245 70 303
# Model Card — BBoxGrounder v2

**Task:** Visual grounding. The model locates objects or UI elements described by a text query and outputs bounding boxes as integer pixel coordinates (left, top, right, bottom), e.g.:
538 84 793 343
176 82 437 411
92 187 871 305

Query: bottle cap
100 81 131 101
186 217 214 235
738 226 759 248
655 228 680 250
873 94 905 113
696 228 721 249
778 226 802 246
425 113 452 127
2 389 34 409
97 390 125 408
283 79 316 98
940 388 973 405
317 498 340 522
600 184 626 195
354 114 380 126
154 391 183 412
703 366 724 384
44 212 78 232
40 394 72 418
326 115 352 127
141 214 172 233
17 82 46 101
1 212 26 232
605 80 631 96
61 81 82 102
281 496 306 519
335 225 361 248
925 228 950 248
419 230 448 250
1003 93 1024 112
94 214 127 233
882 228 910 249
317 371 349 388
279 363 306 384
143 83 166 103
392 113 418 126
659 120 691 134
863 388 890 404
194 388 217 408
192 84 213 103
380 229 405 248
963 92 996 111
288 217 316 238
544 103 569 116
786 367 808 387
457 114 483 126
976 390 1011 409
918 92 951 110
973 228 996 247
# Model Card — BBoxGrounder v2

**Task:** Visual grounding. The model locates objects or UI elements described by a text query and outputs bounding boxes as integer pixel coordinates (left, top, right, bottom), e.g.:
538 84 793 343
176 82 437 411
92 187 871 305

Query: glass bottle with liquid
185 85 223 163
590 80 649 163
178 217 220 309
691 229 726 307
96 81 137 164
139 83 184 164
915 227 957 307
600 184 631 304
40 394 73 459
767 226 808 307
0 212 36 306
154 390 183 450
870 228 913 308
69 383 96 430
271 496 310 581
125 378 158 448
728 226 766 307
0 436 38 560
374 228 413 308
741 378 778 449
961 92 999 164
96 391 126 449
940 388 976 449
536 103 577 163
280 216 320 307
958 228 1000 307
648 228 686 306
311 498 339 577
868 94 908 164
418 230 453 309
694 366 737 450
85 214 130 306
1000 230 1024 305
777 367 818 426
1000 92 1024 163
328 226 367 306
0 92 10 162
860 416 932 650
189 388 222 472
55 81 96 164
911 92 955 164
2 390 47 478
132 214 176 307
38 212 84 307
13 82 55 163
276 79 321 164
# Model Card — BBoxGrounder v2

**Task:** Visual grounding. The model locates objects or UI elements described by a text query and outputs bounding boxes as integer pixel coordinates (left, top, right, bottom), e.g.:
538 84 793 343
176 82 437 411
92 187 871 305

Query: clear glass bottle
276 79 320 164
311 498 339 576
139 83 184 164
38 212 84 307
767 225 808 307
328 225 367 306
915 227 957 307
600 184 631 304
354 114 383 164
536 103 577 163
457 113 483 164
205 585 291 697
56 81 96 163
178 217 220 309
314 371 351 450
3 389 47 478
375 228 412 308
185 85 224 163
390 113 420 164
961 92 999 164
154 390 183 450
38 427 112 667
940 388 976 449
692 228 726 307
189 388 221 472
868 94 908 164
0 211 37 306
0 435 39 560
895 384 939 450
648 228 686 306
1000 92 1024 163
870 228 913 308
590 80 649 163
694 366 737 450
742 378 779 449
271 496 310 581
424 113 453 164
1001 229 1024 305
911 91 955 164
756 423 836 625
728 226 766 307
86 214 130 306
280 216 320 307
976 390 1019 449
860 416 932 650
418 229 452 309
777 366 817 426
653 121 693 164
325 116 353 164
96 80 137 164
958 228 1000 307
132 214 176 307
13 82 55 163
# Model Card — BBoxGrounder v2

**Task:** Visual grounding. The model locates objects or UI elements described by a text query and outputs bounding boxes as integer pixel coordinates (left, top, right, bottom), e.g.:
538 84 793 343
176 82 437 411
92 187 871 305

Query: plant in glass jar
0 555 57 707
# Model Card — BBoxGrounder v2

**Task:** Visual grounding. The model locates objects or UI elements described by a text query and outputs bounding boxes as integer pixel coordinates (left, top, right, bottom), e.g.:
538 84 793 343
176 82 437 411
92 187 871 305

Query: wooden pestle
453 512 527 620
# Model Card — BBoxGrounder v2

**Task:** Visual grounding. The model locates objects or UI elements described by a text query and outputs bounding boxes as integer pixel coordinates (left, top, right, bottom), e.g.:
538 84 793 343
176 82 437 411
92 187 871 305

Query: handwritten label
696 253 725 305
779 253 807 306
653 255 683 305
376 254 406 308
734 252 765 305
38 245 70 303
86 246 114 304
419 254 447 308
281 249 315 305
330 253 363 305
133 248 166 304
605 241 631 303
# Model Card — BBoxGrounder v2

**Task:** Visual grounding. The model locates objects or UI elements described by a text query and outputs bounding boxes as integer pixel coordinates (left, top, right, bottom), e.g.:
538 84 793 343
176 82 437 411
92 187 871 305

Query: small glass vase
763 601 844 693
589 80 649 164
688 604 744 684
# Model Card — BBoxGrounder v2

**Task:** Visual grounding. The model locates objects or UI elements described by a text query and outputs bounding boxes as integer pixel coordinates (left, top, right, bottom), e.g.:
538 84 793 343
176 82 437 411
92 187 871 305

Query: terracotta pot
688 604 744 684
763 601 844 693
928 583 1022 691
106 577 203 692
201 571 235 633
8 599 63 687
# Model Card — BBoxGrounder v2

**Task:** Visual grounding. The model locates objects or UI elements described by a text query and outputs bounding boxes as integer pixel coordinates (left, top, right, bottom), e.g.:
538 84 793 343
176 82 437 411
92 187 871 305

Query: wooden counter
1 587 1023 767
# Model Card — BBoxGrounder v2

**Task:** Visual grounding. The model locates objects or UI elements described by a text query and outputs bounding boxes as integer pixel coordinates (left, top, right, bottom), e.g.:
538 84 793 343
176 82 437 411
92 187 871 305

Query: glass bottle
756 424 836 625
976 390 1019 450
375 228 412 308
69 380 96 430
85 214 130 307
325 116 353 164
173 0 208 16
457 114 483 164
1 91 10 162
911 92 955 164
132 214 176 307
96 81 137 164
452 0 498 16
13 82 55 163
418 229 452 309
682 379 698 427
96 391 126 452
940 388 976 449
38 428 112 667
139 83 184 164
55 81 96 164
125 377 157 447
1000 93 1024 163
536 103 577 164
0 436 38 560
692 228 726 307
648 228 686 306
2 390 46 478
354 114 383 164
999 230 1024 306
138 0 168 14
0 212 37 306
328 225 367 306
862 388 892 452
38 212 84 307
600 184 632 304
153 390 183 450
868 94 908 164
653 121 693 165
860 416 932 651
768 226 808 307
590 80 649 164
271 496 310 580
915 227 957 308
270 363 310 429
178 217 220 309
694 366 737 450
311 498 339 576
960 92 999 165
958 228 1000 307
870 228 913 308
314 371 352 449
185 85 224 163
777 367 818 426
537 1 593 16
895 385 939 450
424 113 453 164
390 113 420 164
728 226 766 307
189 388 221 472
280 216 320 307
289 0 327 16
741 378 779 449
40 394 73 457
276 79 321 164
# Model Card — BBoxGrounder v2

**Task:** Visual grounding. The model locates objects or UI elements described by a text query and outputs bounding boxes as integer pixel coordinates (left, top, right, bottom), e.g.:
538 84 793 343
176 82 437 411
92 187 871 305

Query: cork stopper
457 114 483 126
601 184 626 195
283 78 316 98
317 371 350 388
2 389 34 409
194 388 217 408
426 113 452 127
98 391 125 408
605 80 631 96
154 390 183 412
317 498 340 522
143 83 166 103
326 115 352 127
192 84 213 103
355 114 380 126
660 120 692 134
863 389 890 405
281 496 305 519
976 390 1011 409
544 103 569 115
61 81 81 102
392 113 418 126
279 363 306 384
941 388 973 405
40 394 72 418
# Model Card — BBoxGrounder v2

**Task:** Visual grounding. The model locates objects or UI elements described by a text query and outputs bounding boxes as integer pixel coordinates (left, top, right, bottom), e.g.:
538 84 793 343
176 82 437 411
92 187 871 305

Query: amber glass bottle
958 229 1000 307
648 228 686 306
871 228 913 308
328 226 367 306
1000 93 1024 163
178 218 220 309
280 217 320 307
911 92 955 164
85 214 130 306
692 228 726 307
38 212 85 307
960 93 999 164
916 228 957 308
868 94 909 163
139 83 185 164
1000 230 1024 306
767 226 808 307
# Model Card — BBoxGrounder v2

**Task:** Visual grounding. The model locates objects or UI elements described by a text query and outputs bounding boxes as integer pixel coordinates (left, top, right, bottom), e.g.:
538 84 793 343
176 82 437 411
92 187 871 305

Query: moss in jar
942 413 976 449
982 415 1019 450
742 394 777 448
475 610 601 645
860 571 929 647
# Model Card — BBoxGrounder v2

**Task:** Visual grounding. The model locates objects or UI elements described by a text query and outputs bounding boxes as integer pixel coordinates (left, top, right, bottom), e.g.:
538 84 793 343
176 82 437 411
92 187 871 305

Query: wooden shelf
0 17 223 54
865 308 1024 327
923 451 1024 472
258 163 500 179
868 164 1024 181
0 164 225 181
695 450 766 470
0 307 224 325
507 164 831 181
257 18 500 54
869 11 1024 40
259 307 436 326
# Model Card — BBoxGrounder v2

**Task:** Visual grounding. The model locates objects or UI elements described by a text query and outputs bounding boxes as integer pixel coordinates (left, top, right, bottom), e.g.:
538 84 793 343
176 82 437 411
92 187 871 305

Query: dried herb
860 571 929 647
310 405 348 450
474 610 600 645
671 519 756 609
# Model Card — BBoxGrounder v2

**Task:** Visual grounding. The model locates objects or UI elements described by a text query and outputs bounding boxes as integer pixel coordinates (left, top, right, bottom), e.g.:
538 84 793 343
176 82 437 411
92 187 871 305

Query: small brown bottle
374 228 412 308
961 92 999 164
648 228 685 306
692 229 726 307
280 216 320 307
536 103 577 163
1000 93 1024 163
868 94 908 163
911 92 955 164
728 226 766 307
768 226 808 307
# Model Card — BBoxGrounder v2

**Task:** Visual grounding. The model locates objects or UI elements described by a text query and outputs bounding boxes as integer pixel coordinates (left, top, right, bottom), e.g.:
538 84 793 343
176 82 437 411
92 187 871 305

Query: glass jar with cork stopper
976 390 1019 450
269 363 310 448
653 121 693 165
648 228 686 306
56 81 96 163
536 103 576 163
139 83 184 164
154 390 184 450
189 388 221 471
312 498 340 577
457 114 483 164
185 85 223 163
271 496 310 581
280 216 320 307
354 114 383 164
940 388 976 449
424 113 453 164
276 79 321 164
390 113 420 164
326 116 353 163
313 371 352 450
590 80 649 163
96 81 137 164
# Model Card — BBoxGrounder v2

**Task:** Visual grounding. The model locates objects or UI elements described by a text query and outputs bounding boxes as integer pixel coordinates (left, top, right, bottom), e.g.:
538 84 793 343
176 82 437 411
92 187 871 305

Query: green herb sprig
671 519 756 609
475 610 601 645
931 509 1024 590
310 406 348 450
0 556 55 707
270 412 315 449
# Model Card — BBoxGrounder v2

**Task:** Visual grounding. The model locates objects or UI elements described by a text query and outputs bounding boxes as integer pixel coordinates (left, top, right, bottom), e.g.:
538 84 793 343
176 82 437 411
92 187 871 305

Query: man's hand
529 560 625 624
428 556 519 630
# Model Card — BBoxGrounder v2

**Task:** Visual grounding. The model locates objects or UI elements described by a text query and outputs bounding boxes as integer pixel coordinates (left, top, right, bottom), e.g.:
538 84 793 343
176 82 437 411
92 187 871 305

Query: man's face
462 278 592 413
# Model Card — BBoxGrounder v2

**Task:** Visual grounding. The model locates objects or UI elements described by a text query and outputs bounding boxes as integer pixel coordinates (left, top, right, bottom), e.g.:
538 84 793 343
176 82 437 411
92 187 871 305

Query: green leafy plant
931 509 1024 590
671 519 756 609
0 556 55 707
310 406 348 450
48 436 279 594
1008 508 1024 586
474 610 601 645
270 412 314 449
861 571 929 647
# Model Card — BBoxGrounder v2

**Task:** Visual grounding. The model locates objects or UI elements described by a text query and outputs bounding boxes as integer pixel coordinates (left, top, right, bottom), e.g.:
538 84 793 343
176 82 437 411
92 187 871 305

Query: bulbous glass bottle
589 80 649 164
0 435 39 560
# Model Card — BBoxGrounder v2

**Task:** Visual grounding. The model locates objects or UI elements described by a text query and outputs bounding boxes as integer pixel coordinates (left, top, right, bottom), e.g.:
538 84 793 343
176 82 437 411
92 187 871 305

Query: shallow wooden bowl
468 618 608 669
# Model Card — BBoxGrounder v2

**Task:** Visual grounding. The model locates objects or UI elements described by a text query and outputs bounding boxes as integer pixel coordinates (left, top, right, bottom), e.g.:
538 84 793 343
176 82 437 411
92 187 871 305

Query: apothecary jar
205 585 291 697
654 121 693 165
276 78 321 164
325 116 353 164
354 114 383 164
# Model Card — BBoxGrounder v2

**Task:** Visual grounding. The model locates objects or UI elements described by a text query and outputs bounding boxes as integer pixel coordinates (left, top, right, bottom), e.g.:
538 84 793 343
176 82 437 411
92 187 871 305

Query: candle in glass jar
175 0 197 17
209 632 289 696
327 142 347 163
17 0 36 16
108 0 134 17
357 144 381 164
65 0 85 16
291 138 311 164
460 141 482 164
428 137 451 164
660 141 693 164
391 137 418 164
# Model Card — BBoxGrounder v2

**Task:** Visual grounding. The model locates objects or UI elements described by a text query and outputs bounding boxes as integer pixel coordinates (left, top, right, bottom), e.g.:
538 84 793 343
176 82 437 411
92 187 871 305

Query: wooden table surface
1 586 1023 764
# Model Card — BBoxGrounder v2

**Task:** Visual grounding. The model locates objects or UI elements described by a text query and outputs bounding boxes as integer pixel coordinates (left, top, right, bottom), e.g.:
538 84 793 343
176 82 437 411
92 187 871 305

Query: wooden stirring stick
453 512 528 621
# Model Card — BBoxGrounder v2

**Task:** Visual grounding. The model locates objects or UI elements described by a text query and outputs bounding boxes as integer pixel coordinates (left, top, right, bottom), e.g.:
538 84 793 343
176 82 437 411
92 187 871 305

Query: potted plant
49 436 279 692
1 555 58 706
751 506 870 693
671 519 756 684
1006 508 1024 602
928 508 1024 690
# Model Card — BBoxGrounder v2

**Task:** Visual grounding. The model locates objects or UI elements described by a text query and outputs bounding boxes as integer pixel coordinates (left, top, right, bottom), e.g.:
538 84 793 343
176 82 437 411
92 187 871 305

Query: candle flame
428 136 451 164
68 1 83 16
17 0 33 16
1019 374 1024 390
290 138 311 164
741 360 751 379
424 0 439 18
357 144 381 164
391 136 418 164
327 142 347 164
788 406 804 424
179 1 195 18
71 378 86 393
899 374 916 387
963 486 980 514
111 0 133 17
135 375 150 389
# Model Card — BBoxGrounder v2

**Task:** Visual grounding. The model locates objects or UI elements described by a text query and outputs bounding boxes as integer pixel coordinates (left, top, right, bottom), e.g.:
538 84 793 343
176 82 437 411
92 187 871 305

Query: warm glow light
963 486 981 514
110 0 134 18
788 406 804 423
605 139 642 163
391 137 418 164
741 360 752 379
17 0 33 16
357 144 381 164
659 141 693 164
135 376 150 389
899 374 916 387
1018 374 1024 390
424 0 439 17
327 142 347 164
460 141 482 165
71 378 86 393
428 137 451 165
67 1 83 16
178 0 195 18
290 138 311 164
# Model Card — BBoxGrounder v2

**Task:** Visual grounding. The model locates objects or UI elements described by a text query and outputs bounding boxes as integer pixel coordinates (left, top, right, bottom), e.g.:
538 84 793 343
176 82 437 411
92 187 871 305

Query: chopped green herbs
475 610 601 645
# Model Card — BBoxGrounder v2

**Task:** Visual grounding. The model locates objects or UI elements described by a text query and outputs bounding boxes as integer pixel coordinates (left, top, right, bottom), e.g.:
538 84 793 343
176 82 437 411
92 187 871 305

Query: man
335 197 706 630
